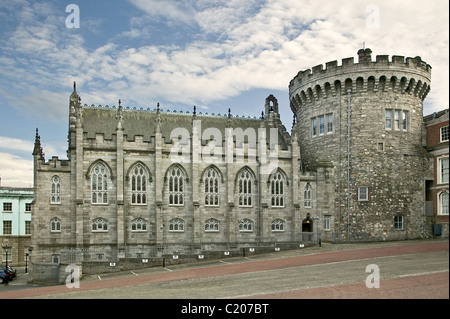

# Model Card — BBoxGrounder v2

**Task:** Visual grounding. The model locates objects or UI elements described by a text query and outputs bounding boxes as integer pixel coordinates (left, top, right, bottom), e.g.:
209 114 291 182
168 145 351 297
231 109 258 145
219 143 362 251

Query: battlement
82 103 261 120
36 156 70 171
289 48 431 89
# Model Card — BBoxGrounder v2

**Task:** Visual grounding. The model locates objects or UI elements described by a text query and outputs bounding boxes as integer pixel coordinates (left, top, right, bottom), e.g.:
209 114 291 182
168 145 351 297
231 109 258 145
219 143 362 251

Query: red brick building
424 109 449 237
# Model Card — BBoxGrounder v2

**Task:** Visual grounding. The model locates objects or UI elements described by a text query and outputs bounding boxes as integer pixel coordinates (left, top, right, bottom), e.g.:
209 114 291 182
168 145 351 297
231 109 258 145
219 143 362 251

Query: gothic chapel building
32 83 335 263
31 49 438 264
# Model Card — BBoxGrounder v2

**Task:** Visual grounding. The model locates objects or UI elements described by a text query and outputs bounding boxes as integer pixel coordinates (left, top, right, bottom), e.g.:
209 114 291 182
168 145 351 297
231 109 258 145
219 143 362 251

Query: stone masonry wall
290 49 433 241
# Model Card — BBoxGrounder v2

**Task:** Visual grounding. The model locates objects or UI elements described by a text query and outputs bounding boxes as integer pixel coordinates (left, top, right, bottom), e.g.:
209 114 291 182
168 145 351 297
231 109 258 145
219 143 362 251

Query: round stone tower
289 48 433 241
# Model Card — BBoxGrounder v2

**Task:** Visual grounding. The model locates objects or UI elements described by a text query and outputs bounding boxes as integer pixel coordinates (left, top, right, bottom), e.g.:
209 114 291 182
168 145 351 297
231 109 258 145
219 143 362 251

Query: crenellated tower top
289 49 432 114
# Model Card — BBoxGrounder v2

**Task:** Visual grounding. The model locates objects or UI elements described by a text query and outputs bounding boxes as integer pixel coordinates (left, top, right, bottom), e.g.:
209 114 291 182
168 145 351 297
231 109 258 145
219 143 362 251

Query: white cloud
128 0 197 26
0 0 448 189
0 152 33 188
1 0 448 120
0 137 34 153
0 134 67 187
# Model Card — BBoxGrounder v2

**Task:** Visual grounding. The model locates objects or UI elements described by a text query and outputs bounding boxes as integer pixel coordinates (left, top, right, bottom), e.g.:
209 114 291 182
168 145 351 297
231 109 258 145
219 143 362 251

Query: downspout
337 85 342 241
257 159 261 245
346 89 352 240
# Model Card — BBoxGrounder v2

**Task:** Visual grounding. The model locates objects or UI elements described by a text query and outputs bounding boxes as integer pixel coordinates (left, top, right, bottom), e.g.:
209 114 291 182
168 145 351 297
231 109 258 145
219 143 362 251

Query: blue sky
0 0 448 187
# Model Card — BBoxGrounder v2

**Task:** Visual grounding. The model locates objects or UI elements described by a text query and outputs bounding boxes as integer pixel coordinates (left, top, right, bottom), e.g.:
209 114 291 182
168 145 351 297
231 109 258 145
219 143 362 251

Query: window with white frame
51 175 61 204
131 164 147 205
2 249 11 263
441 125 449 142
319 115 325 135
168 166 184 206
204 167 219 206
385 109 392 129
438 191 449 216
402 111 408 131
238 219 253 232
3 202 12 212
358 187 369 201
131 218 148 231
385 109 408 132
270 171 284 207
169 218 184 232
394 110 400 130
238 169 253 207
204 218 220 232
91 163 108 204
327 114 333 133
92 218 108 232
304 183 312 208
438 156 449 184
25 220 31 235
394 216 403 230
25 203 32 212
271 219 285 232
50 217 61 232
312 118 317 137
3 221 12 235
324 215 332 231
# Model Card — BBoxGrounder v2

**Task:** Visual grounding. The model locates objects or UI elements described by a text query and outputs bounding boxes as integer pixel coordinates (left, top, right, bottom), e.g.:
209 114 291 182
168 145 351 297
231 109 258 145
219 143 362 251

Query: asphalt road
1 239 448 300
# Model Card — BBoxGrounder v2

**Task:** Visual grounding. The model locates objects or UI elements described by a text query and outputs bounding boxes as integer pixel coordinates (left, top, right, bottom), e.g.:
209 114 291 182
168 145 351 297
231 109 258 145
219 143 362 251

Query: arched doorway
302 214 313 232
302 213 314 241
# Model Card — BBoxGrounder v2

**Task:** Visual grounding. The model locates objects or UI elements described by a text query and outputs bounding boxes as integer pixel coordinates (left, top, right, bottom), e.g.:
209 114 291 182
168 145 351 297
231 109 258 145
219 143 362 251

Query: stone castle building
290 48 435 241
31 49 441 266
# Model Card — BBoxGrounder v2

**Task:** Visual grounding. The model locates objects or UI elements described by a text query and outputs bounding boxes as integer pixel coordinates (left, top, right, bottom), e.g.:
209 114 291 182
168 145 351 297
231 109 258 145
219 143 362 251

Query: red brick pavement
1 241 448 299
243 271 449 299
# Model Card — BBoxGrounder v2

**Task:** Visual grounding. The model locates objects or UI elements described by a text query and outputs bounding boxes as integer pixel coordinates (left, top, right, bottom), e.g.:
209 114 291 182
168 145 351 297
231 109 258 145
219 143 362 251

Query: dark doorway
302 214 314 241
302 216 313 232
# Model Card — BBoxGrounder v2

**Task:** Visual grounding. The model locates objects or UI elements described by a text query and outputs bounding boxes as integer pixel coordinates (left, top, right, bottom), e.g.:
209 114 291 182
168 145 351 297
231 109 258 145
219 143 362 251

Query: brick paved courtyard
1 239 448 300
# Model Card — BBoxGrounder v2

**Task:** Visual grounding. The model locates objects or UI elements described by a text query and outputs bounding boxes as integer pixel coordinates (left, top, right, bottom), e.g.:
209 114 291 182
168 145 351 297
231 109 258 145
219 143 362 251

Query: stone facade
31 89 334 264
31 48 441 269
290 48 435 241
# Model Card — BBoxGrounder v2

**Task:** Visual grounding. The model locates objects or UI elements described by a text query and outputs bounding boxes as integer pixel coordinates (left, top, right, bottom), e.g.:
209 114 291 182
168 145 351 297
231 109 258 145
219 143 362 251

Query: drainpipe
337 85 342 241
257 159 261 245
346 89 352 240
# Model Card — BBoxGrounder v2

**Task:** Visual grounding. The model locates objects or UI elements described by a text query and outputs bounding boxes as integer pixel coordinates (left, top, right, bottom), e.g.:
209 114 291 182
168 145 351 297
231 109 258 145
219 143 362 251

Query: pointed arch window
168 166 184 206
131 164 147 205
270 171 284 207
204 167 219 206
50 217 61 232
271 219 286 232
238 169 253 207
92 163 108 204
131 218 148 232
205 218 220 232
304 183 312 208
238 219 254 232
92 218 108 232
51 175 61 204
169 218 185 232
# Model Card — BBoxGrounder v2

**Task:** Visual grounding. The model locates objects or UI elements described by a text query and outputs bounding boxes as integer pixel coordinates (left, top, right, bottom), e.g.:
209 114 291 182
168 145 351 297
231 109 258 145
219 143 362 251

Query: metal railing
33 235 324 263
